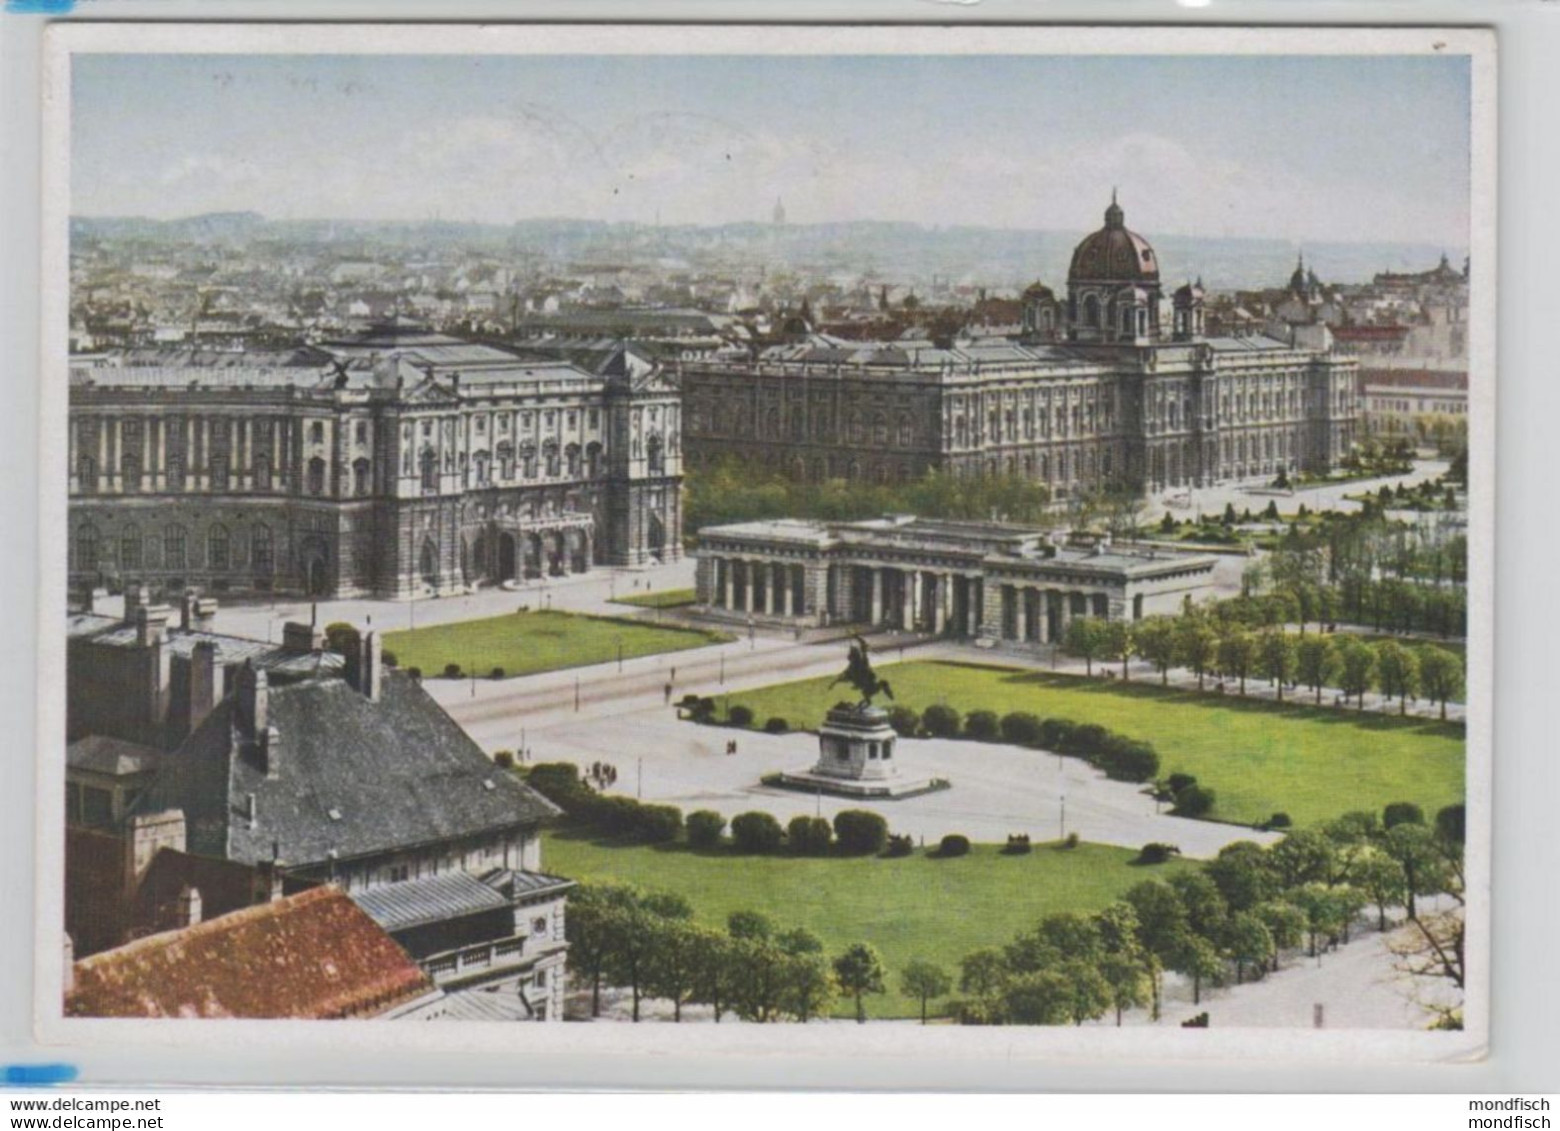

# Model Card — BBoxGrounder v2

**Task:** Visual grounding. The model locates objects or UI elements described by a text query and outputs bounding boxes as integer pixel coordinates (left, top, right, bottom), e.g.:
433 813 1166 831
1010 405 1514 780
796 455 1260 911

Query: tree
564 883 639 1018
1374 639 1419 715
1382 823 1448 920
957 947 1011 1024
1296 636 1338 705
1336 638 1377 709
782 952 837 1023
900 959 953 1025
1168 871 1229 941
1256 630 1297 702
1352 847 1409 932
688 928 738 1023
1291 883 1349 957
644 918 702 1022
1173 935 1223 1006
1268 829 1338 889
833 942 888 1023
1132 616 1179 685
727 909 775 941
1094 902 1153 1025
1204 841 1277 913
787 814 833 856
1123 879 1192 965
1416 645 1463 721
1175 617 1219 691
729 936 790 1023
1103 619 1134 681
1221 912 1275 984
1216 627 1257 695
1255 900 1307 972
603 893 693 1022
1063 617 1108 676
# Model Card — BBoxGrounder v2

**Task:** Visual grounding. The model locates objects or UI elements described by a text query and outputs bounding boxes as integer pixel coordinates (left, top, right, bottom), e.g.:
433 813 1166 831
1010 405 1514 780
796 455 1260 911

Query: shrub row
523 762 683 843
881 706 1160 783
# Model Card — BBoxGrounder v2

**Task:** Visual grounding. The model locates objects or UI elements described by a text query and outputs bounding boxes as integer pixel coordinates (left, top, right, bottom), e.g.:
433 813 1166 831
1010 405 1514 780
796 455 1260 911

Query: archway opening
498 533 518 582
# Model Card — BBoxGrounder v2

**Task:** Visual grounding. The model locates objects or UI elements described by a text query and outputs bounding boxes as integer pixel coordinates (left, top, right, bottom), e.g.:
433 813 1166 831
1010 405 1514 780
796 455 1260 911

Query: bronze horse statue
830 635 894 706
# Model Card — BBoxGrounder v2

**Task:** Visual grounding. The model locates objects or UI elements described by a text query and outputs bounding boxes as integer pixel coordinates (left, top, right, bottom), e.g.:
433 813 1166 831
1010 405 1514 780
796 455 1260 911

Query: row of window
72 521 273 574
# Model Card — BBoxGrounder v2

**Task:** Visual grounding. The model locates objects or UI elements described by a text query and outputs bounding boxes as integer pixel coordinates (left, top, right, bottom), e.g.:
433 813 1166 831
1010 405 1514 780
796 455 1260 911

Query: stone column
933 574 948 634
1037 589 1052 644
909 571 923 632
1060 590 1074 636
766 562 779 616
869 568 883 626
1015 586 1029 642
901 570 914 630
723 558 735 611
781 565 793 617
965 577 981 637
743 561 757 614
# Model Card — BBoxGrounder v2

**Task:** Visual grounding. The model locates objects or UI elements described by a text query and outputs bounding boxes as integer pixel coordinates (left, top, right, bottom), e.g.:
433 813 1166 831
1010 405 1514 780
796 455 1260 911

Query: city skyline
72 54 1471 247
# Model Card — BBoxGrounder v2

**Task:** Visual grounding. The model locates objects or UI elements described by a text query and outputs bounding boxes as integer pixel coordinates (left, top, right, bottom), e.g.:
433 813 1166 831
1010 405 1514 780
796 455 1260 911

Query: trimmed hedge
888 705 921 737
787 815 833 855
763 716 790 734
1171 784 1216 818
1135 842 1182 865
1000 711 1044 746
833 809 889 856
686 809 726 848
936 834 971 858
731 811 785 854
884 833 915 858
964 710 1001 741
728 704 755 727
922 704 962 738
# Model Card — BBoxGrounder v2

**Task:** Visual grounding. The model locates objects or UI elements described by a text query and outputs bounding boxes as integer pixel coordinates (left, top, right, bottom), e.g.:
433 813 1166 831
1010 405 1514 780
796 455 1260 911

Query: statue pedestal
769 704 945 800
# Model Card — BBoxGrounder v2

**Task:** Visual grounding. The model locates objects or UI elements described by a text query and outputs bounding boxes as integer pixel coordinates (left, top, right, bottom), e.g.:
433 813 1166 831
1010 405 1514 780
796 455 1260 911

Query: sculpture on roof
830 635 894 707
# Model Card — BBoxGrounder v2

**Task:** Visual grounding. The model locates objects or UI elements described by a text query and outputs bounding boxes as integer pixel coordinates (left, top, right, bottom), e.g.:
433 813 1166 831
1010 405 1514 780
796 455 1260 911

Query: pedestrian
664 682 673 705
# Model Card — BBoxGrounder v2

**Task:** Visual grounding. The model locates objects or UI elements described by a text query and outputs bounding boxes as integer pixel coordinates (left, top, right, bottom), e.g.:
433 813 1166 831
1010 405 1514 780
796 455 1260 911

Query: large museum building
67 327 682 599
679 196 1359 495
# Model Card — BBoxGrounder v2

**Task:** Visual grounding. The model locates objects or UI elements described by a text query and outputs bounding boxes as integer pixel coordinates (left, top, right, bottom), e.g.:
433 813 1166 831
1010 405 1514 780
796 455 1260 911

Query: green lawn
382 610 730 678
720 660 1464 829
544 829 1186 1020
609 588 698 610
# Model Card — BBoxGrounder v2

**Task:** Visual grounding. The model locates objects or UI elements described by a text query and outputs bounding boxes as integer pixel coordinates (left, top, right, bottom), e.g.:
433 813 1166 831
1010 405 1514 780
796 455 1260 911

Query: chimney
124 809 186 895
259 854 286 902
245 792 257 829
123 584 150 624
189 640 218 729
260 725 282 780
237 661 268 736
62 934 75 996
345 629 382 701
77 583 95 615
180 589 198 631
134 603 171 648
177 884 203 928
282 621 324 654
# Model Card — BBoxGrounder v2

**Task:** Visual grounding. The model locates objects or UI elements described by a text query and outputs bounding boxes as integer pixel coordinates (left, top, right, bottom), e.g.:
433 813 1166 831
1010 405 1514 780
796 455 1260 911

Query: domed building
680 191 1360 526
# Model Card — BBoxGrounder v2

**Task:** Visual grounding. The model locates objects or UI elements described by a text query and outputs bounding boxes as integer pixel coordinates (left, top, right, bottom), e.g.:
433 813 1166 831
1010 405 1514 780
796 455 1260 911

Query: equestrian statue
830 635 894 707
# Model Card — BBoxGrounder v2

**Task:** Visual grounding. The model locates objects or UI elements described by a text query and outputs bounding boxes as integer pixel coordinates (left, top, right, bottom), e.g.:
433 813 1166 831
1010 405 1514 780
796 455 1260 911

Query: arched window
120 525 142 570
519 441 537 479
1082 294 1100 328
872 415 889 445
210 450 230 491
420 447 438 492
207 525 230 571
74 524 98 573
353 457 371 496
646 434 664 474
585 441 602 478
253 453 271 492
790 409 804 441
77 455 97 494
163 524 187 570
564 443 581 478
252 523 273 574
120 453 142 493
496 441 514 480
166 455 185 491
848 411 864 444
307 457 327 496
898 417 915 446
472 451 489 485
310 422 325 444
543 440 559 477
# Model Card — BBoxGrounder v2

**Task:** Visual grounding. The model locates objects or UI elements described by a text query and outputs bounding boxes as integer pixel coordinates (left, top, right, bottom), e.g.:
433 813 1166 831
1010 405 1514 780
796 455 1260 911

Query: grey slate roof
351 872 509 932
67 734 163 777
479 869 575 902
67 617 347 679
134 670 559 868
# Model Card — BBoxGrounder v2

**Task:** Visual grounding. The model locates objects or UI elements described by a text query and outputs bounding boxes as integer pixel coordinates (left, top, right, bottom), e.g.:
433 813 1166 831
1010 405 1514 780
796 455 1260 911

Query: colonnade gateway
67 326 682 599
694 516 1218 640
679 197 1359 496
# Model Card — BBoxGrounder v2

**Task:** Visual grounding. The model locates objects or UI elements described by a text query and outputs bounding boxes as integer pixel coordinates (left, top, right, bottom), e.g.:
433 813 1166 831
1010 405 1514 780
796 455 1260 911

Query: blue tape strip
4 0 77 12
3 1065 80 1087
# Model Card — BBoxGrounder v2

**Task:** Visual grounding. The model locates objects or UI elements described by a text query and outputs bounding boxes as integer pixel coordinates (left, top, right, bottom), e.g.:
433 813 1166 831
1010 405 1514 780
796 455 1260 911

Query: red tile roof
66 886 431 1019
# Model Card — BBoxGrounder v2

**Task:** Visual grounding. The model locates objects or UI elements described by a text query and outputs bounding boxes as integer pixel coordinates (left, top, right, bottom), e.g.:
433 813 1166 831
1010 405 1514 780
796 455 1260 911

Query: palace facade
67 327 682 599
680 197 1359 496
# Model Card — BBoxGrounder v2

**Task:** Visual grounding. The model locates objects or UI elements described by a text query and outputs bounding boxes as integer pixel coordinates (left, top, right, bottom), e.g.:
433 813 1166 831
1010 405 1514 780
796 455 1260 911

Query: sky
72 53 1471 246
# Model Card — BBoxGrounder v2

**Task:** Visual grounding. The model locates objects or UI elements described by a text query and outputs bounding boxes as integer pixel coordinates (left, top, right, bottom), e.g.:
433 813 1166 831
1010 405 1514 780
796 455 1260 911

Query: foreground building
695 515 1217 640
65 604 573 1019
680 197 1358 496
68 325 682 600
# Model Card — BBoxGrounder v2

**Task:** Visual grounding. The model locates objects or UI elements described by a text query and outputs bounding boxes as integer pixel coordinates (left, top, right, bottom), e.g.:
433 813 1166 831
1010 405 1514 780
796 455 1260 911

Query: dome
1022 279 1055 301
1067 195 1160 285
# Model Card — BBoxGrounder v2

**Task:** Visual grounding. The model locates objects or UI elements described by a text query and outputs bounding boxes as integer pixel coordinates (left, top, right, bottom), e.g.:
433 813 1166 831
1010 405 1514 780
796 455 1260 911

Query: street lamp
747 616 756 651
617 639 623 672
